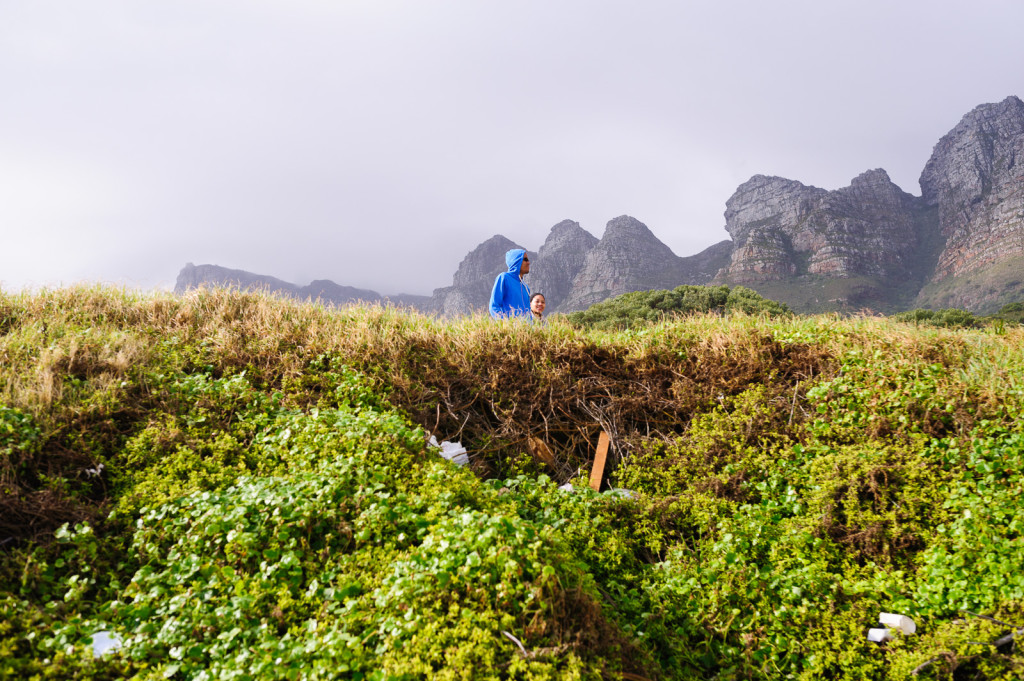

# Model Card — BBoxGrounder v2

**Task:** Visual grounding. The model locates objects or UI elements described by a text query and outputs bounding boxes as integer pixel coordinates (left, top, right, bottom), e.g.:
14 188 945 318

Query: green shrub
568 285 790 329
893 307 984 328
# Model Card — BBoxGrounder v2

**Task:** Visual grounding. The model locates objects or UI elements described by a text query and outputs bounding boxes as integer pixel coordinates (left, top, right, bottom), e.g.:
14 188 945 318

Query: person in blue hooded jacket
489 249 532 319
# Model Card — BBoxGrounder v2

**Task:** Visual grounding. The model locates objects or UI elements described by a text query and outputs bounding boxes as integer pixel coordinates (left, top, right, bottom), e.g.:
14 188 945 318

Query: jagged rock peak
836 169 916 211
724 177 826 242
735 174 817 191
603 214 657 239
947 95 1024 135
532 220 598 312
597 215 679 259
547 219 588 238
451 234 521 288
540 219 598 251
850 168 894 188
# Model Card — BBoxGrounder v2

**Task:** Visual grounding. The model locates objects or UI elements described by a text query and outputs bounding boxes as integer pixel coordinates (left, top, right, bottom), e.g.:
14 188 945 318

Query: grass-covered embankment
1 286 1023 679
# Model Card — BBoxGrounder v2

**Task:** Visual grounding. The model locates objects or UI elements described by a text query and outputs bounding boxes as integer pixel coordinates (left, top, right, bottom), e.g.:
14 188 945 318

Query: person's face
531 295 545 315
520 253 530 275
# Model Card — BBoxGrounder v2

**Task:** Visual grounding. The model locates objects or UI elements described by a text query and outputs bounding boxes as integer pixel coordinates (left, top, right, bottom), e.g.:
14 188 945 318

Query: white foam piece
867 627 893 643
879 612 916 635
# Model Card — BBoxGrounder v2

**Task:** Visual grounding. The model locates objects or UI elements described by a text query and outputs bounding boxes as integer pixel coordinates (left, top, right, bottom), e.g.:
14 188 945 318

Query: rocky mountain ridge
173 263 430 309
176 96 1024 315
714 95 1024 312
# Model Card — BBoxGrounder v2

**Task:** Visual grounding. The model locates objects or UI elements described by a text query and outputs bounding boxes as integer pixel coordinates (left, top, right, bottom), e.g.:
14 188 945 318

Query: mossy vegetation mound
2 285 1024 679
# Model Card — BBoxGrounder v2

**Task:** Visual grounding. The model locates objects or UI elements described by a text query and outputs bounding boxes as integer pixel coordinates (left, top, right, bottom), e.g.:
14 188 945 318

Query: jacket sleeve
489 274 506 318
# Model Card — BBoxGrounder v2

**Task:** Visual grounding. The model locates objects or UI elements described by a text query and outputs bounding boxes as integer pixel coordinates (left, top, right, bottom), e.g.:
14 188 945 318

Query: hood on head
505 249 526 275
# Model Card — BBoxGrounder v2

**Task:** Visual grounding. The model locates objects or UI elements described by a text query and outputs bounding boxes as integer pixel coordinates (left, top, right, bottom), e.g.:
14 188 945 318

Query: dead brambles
366 327 834 484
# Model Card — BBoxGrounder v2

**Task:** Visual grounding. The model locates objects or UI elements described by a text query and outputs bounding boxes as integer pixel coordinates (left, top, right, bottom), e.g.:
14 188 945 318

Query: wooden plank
589 431 610 491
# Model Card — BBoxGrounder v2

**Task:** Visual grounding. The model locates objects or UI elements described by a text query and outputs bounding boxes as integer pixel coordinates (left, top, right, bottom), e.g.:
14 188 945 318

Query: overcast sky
2 1 1023 296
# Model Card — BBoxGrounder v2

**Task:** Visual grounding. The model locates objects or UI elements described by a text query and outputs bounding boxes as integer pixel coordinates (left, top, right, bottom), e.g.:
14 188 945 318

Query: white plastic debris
428 436 469 466
867 627 893 643
90 630 121 656
85 463 105 478
879 612 917 635
558 482 574 492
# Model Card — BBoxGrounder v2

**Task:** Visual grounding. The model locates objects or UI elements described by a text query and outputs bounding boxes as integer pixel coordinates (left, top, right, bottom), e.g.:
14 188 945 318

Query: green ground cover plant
1 285 1023 680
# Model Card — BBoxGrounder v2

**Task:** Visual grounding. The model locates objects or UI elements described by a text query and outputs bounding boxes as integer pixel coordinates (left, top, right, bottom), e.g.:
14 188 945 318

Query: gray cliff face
720 170 931 284
529 220 599 312
919 96 1024 282
814 170 928 278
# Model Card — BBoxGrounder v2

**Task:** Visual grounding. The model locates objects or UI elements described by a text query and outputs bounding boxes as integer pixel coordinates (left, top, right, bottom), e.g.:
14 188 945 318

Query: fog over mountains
177 96 1024 315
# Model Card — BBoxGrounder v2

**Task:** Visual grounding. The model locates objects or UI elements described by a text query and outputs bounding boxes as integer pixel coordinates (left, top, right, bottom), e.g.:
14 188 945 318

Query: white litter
428 436 469 466
558 482 574 492
868 612 917 643
879 612 917 635
90 630 121 656
867 627 893 643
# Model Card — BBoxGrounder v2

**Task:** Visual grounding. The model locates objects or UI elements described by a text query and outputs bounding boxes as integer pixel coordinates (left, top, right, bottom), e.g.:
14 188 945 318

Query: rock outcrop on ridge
714 170 940 310
713 96 1024 313
719 170 930 282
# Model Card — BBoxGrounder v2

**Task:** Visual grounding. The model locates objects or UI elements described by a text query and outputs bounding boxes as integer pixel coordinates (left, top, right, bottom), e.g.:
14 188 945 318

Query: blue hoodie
489 249 532 319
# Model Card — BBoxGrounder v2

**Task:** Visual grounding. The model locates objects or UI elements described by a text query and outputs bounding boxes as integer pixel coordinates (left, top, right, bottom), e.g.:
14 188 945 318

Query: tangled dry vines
383 332 834 485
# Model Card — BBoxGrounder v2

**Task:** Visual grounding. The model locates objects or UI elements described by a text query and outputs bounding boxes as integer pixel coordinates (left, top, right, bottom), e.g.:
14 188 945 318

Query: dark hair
530 292 545 303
